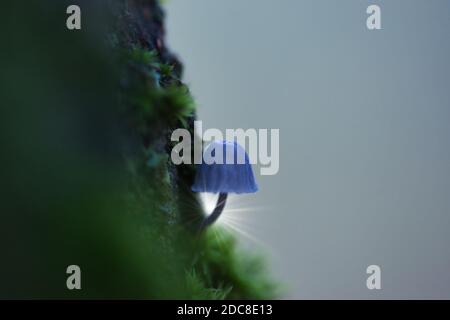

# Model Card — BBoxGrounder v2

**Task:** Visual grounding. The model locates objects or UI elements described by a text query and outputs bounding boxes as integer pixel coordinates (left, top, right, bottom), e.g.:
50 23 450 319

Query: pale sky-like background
165 0 450 299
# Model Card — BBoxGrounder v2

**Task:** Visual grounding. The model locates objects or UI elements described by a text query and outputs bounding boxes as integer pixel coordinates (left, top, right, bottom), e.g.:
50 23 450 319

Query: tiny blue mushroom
192 140 258 230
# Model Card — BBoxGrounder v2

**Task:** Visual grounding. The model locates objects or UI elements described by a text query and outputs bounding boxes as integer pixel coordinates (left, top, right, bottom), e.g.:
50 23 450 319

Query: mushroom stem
200 193 228 231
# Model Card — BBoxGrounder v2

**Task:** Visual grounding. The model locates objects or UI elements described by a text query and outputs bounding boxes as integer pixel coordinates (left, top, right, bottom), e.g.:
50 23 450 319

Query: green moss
121 47 194 136
186 269 233 300
118 28 277 301
196 228 278 299
129 47 159 65
0 0 277 299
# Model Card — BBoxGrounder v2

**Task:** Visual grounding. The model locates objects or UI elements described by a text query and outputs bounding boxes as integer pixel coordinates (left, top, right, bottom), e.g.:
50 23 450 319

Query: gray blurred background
165 0 450 299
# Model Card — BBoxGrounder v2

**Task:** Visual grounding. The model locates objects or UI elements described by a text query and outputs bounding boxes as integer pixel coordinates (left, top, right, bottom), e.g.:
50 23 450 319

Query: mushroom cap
191 140 258 194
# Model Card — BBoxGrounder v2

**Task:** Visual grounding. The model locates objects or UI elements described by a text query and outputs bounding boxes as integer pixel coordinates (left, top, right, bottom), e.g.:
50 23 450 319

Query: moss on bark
0 0 277 299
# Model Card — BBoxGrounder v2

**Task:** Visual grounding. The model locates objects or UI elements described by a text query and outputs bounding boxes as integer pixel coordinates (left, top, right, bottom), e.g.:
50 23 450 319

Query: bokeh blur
0 0 276 299
165 0 450 299
2 0 450 300
0 0 173 298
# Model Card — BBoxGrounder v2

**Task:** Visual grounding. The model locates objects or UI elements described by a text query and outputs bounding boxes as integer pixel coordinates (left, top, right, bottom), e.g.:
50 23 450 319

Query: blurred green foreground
0 1 276 299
